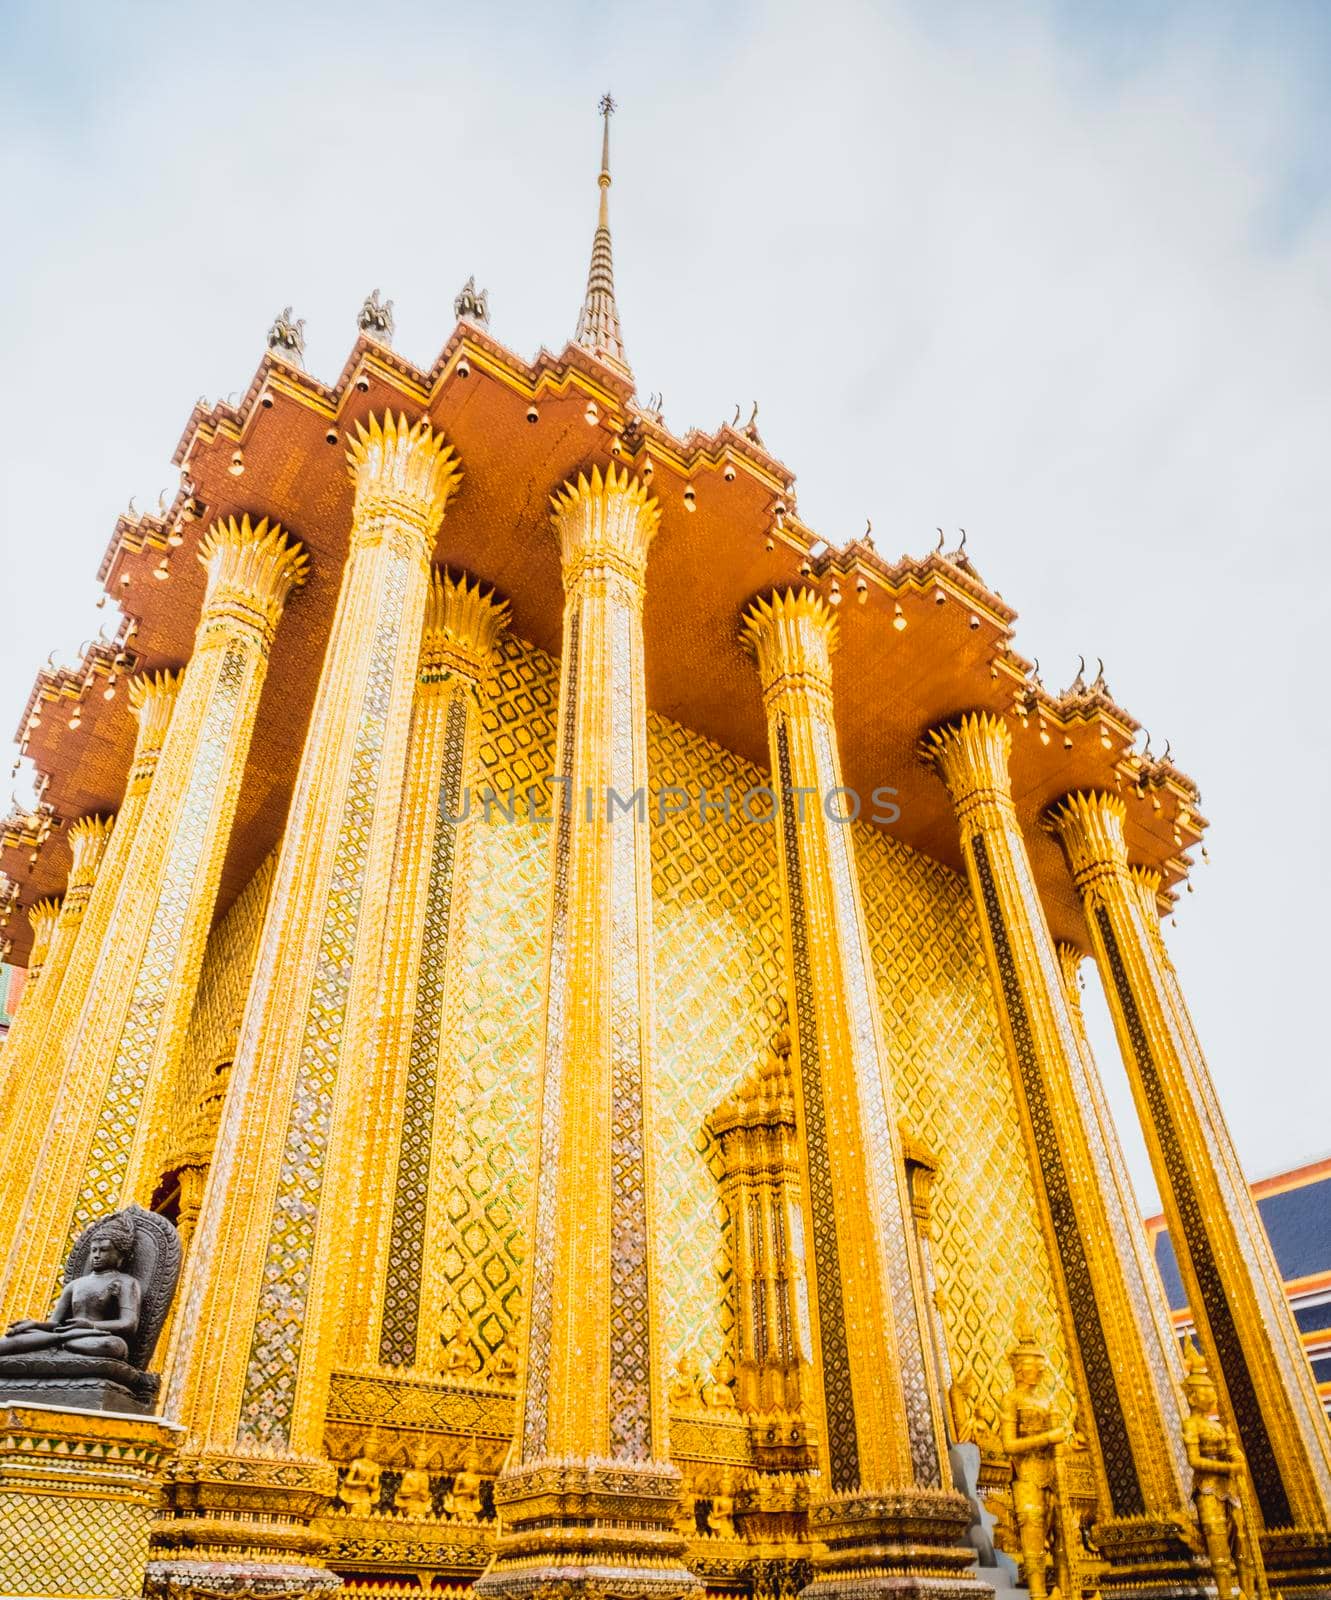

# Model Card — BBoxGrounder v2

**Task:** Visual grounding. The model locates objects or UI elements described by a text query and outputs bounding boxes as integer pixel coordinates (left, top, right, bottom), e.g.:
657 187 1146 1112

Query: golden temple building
1 101 1329 1600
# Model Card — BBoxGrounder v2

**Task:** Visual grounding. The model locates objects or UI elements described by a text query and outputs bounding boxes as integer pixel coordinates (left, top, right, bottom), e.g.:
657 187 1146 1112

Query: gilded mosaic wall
856 824 1074 1434
436 632 1068 1434
166 848 277 1173
440 636 559 1371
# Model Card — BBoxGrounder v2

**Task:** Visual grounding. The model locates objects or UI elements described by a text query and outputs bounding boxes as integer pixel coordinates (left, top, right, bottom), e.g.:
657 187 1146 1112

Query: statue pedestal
0 1402 181 1600
0 1354 160 1415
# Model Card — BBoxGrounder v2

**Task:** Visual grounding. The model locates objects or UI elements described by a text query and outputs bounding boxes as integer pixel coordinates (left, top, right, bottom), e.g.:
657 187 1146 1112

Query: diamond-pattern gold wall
647 717 786 1373
856 823 1073 1434
408 632 1068 1431
441 636 558 1372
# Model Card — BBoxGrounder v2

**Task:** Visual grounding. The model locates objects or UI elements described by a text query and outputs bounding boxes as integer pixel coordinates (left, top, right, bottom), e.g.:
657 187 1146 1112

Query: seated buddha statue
440 1313 480 1379
701 1352 737 1410
492 1331 519 1382
0 1205 180 1415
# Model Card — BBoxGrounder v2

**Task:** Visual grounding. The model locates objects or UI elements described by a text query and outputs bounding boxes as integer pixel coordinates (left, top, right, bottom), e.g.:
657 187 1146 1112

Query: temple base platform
1092 1514 1216 1600
1260 1526 1331 1600
475 1458 703 1600
800 1488 993 1600
0 1402 180 1600
144 1447 341 1598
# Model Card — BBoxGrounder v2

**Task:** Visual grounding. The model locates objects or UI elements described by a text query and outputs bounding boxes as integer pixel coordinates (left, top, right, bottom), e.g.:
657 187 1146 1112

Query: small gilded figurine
492 1327 519 1382
440 1311 480 1378
706 1470 737 1539
949 1368 981 1445
0 1204 180 1414
668 1349 702 1408
701 1351 737 1410
338 1439 383 1517
1182 1340 1263 1600
395 1446 434 1519
1000 1316 1073 1600
443 1447 485 1521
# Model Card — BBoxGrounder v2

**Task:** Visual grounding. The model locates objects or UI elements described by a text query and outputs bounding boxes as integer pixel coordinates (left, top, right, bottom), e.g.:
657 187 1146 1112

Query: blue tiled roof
1151 1170 1331 1309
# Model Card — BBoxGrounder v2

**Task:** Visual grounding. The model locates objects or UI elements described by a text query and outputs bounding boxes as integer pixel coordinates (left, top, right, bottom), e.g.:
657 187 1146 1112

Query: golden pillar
1056 938 1187 1383
154 415 461 1595
0 818 111 1175
0 675 180 1225
341 566 508 1371
1050 789 1331 1593
924 714 1207 1596
478 465 695 1600
1 518 306 1322
740 589 975 1600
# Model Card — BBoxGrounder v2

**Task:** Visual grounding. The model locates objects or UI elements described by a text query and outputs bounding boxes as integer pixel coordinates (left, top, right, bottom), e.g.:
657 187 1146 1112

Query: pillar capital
419 568 509 688
345 411 463 553
1128 864 1164 923
65 815 113 891
25 898 61 975
922 712 1014 831
61 815 113 928
1047 788 1129 889
740 586 837 709
127 670 182 796
197 515 309 649
1054 939 1084 997
550 462 659 596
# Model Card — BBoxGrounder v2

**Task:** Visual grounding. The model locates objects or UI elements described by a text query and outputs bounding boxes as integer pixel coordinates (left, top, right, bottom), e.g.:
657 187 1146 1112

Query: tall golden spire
573 93 630 377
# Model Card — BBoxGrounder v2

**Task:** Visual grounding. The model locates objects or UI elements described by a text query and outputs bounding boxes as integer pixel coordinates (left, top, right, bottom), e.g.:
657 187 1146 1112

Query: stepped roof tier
1 312 1205 966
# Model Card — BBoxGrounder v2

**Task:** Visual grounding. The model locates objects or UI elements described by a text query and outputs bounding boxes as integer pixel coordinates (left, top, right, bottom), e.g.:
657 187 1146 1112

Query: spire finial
599 92 616 188
574 94 630 378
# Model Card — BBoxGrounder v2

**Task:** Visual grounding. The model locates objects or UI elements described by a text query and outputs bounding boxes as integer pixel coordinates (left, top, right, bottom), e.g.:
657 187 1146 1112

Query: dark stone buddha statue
0 1204 181 1414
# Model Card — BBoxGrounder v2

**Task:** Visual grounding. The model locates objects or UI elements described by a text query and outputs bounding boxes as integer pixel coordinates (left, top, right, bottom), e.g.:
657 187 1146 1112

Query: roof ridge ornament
573 93 631 380
357 288 395 347
266 306 305 368
454 275 491 327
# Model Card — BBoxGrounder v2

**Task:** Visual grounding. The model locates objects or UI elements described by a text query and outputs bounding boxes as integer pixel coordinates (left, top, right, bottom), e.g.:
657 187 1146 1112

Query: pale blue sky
3 0 1330 1204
